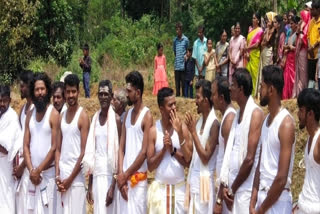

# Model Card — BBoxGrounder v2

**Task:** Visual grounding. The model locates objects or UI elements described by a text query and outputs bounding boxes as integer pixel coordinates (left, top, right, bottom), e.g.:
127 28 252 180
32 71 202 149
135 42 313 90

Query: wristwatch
216 197 222 205
171 147 177 156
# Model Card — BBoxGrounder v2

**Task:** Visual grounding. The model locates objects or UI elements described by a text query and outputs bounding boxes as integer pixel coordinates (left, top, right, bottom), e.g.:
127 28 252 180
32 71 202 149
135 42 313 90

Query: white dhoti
16 169 29 214
295 196 320 214
232 191 251 214
27 169 56 214
120 180 147 214
256 190 292 214
0 155 15 214
189 176 215 214
61 183 86 214
93 175 115 214
148 180 185 214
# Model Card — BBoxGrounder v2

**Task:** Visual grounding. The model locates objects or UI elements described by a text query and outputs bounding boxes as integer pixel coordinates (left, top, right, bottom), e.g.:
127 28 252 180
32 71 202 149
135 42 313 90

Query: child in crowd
204 38 218 81
153 43 168 95
184 47 196 98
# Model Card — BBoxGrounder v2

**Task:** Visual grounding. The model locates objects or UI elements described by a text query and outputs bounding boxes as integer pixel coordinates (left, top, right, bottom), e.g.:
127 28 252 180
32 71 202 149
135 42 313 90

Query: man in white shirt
0 85 22 214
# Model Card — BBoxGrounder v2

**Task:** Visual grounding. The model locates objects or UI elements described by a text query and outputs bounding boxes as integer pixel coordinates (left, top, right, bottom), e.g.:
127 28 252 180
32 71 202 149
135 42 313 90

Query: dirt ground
10 83 307 212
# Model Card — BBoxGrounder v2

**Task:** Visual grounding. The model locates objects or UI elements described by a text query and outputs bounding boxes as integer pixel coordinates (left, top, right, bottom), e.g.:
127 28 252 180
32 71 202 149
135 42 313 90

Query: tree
0 0 40 81
30 0 76 67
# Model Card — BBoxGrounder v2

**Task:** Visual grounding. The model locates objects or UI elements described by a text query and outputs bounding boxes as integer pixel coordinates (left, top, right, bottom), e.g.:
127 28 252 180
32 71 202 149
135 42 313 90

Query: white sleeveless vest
298 129 320 213
29 105 54 169
123 107 149 173
154 120 184 184
259 108 295 190
216 107 236 179
59 107 85 184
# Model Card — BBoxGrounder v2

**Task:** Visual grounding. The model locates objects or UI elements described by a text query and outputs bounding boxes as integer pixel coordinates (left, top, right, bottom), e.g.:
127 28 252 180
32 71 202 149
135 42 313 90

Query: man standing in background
173 21 189 97
193 25 208 80
79 43 92 98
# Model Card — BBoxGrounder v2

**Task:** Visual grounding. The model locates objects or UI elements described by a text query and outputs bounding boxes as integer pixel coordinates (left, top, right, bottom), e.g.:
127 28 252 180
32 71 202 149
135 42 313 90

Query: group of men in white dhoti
1 65 320 214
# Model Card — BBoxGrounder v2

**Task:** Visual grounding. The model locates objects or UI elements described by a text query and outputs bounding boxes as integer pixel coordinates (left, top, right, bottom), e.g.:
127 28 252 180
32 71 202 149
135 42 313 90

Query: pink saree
282 33 297 99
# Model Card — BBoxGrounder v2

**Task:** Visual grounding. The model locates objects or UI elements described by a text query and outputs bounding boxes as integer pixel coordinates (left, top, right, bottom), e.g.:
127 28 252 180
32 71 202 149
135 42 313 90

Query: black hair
313 0 320 9
19 70 34 86
176 21 183 29
214 76 231 104
235 22 241 28
157 87 174 107
187 47 193 53
207 38 213 44
52 81 65 98
198 25 205 32
82 43 89 50
64 74 80 90
157 43 163 51
298 88 320 121
196 79 213 107
125 70 144 96
0 84 10 97
232 68 253 97
262 65 284 95
254 12 261 26
289 9 297 16
220 29 227 36
30 72 52 101
98 79 113 94
275 15 286 50
291 15 301 24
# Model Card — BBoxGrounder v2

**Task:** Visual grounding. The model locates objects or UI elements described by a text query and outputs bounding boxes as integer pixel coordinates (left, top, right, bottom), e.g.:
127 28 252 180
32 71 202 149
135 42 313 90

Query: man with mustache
15 70 34 214
83 80 121 214
52 81 67 114
23 72 60 213
0 85 22 214
112 88 128 124
117 71 153 214
147 87 192 213
250 65 295 214
220 68 264 214
185 79 219 213
55 74 89 214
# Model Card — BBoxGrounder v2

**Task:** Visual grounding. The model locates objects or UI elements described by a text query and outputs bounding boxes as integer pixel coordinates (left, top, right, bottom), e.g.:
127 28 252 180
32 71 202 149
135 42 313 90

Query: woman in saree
282 16 300 99
246 12 263 96
216 29 229 77
228 22 246 84
257 12 277 95
293 10 310 98
273 15 286 67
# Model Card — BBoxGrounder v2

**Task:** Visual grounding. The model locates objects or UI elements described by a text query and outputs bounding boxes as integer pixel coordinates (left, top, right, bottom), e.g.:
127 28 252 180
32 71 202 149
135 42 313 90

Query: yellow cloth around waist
130 172 147 187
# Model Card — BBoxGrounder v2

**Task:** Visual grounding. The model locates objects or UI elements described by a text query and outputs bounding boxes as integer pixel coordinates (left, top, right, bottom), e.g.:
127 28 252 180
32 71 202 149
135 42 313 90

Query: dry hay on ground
11 88 307 212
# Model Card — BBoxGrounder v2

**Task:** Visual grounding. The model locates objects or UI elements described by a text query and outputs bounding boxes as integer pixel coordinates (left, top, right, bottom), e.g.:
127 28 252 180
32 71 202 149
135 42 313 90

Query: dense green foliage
1 0 305 84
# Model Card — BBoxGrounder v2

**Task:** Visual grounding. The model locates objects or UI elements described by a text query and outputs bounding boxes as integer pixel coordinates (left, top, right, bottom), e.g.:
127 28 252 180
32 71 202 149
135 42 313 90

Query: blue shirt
173 35 189 71
192 37 207 76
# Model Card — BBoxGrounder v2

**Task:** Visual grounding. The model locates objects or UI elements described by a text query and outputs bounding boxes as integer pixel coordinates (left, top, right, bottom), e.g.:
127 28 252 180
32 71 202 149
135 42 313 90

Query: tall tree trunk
273 0 277 13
